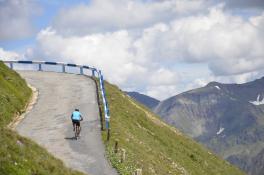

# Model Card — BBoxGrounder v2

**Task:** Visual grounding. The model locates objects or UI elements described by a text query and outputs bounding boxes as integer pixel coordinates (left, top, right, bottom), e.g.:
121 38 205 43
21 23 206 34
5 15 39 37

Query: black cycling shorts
72 120 80 126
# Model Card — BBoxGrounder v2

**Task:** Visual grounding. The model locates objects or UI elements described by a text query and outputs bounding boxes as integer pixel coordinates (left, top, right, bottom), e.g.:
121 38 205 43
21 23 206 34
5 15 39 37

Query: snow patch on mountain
215 86 221 90
217 127 225 135
249 94 264 106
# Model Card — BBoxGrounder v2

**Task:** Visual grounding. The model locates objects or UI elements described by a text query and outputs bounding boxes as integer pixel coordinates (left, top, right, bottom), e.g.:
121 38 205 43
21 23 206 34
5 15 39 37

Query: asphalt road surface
16 71 117 175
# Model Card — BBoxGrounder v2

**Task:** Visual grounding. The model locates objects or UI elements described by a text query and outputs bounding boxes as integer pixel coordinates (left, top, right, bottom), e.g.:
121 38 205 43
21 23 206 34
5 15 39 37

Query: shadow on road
64 137 77 140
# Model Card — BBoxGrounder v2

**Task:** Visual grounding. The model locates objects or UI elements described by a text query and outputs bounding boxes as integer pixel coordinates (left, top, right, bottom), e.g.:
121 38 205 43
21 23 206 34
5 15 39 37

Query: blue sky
1 0 264 100
0 0 75 50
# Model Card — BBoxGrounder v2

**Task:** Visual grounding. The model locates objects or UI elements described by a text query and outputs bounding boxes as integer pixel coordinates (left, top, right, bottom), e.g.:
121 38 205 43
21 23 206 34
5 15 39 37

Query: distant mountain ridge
154 77 264 175
125 91 160 109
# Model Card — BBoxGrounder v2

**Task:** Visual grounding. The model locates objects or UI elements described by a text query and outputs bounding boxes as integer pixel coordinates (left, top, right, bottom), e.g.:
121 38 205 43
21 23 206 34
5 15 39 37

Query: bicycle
73 123 80 139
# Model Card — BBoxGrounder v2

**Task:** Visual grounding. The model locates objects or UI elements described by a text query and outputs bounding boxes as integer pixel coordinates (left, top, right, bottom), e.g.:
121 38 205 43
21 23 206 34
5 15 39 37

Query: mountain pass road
16 71 117 175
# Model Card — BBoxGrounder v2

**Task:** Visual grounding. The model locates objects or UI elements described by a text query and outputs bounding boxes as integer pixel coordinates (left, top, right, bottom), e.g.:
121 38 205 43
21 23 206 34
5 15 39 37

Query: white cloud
0 48 19 60
146 85 180 100
0 0 40 40
186 71 261 91
186 78 210 90
53 0 207 36
34 28 138 81
149 68 180 86
34 28 137 84
216 72 261 84
135 6 264 76
28 26 183 100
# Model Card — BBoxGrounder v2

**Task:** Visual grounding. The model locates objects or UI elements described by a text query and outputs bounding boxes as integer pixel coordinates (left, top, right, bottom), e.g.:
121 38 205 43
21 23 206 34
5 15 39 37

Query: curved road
16 71 117 175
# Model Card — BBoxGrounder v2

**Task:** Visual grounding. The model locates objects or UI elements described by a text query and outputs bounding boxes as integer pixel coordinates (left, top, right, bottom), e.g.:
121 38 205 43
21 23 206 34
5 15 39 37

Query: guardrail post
62 65 65 73
133 169 142 175
121 149 126 163
92 69 96 77
105 116 110 128
107 128 110 141
10 62 13 69
114 140 119 153
38 64 42 71
106 115 110 141
80 67 83 75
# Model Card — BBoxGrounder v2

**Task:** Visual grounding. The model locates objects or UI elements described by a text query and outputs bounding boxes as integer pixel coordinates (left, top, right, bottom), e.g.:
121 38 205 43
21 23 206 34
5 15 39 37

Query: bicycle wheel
74 124 78 139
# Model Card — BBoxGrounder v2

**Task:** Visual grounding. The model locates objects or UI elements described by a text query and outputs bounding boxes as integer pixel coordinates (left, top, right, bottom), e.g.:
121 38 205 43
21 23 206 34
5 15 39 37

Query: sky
0 0 264 100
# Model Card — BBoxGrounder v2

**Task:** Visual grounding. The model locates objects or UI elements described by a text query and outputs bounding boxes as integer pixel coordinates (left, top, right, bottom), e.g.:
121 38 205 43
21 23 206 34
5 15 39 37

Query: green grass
0 62 31 127
100 81 245 175
0 61 84 175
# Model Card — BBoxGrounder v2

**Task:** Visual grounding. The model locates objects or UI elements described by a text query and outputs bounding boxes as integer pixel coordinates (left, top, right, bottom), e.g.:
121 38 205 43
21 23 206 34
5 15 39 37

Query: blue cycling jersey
72 111 82 120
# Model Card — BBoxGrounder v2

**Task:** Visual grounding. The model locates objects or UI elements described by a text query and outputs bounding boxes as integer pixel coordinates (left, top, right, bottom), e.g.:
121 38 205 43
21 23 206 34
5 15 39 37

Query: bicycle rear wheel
74 124 78 139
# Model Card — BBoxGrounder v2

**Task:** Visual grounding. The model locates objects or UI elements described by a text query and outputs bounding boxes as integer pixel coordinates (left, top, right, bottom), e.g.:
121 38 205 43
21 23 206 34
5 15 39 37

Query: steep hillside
126 91 160 109
101 81 245 175
154 78 264 175
0 61 84 175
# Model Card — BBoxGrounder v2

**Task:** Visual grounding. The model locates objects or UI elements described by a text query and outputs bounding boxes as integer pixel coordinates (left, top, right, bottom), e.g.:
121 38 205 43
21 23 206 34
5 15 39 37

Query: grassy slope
0 61 84 175
101 82 245 175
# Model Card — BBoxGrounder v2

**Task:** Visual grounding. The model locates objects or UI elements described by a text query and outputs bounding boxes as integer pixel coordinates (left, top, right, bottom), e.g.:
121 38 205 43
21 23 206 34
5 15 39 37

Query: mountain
154 77 264 175
125 91 160 109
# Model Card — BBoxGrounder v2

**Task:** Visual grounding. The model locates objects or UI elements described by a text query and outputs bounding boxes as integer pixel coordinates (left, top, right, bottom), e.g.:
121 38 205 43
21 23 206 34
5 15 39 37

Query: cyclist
71 108 83 139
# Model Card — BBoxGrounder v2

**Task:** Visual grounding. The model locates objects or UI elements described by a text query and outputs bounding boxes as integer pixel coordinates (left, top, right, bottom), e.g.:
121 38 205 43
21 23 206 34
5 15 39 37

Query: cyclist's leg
76 126 79 137
78 125 81 136
72 122 75 131
75 124 78 138
73 122 78 138
74 123 77 133
77 121 81 137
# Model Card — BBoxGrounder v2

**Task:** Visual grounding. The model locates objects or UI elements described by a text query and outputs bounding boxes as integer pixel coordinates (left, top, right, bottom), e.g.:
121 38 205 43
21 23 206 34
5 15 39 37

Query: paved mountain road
16 71 117 175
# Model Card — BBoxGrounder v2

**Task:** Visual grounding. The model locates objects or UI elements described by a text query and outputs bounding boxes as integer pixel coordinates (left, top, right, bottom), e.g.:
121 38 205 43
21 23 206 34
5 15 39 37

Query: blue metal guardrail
1 60 110 132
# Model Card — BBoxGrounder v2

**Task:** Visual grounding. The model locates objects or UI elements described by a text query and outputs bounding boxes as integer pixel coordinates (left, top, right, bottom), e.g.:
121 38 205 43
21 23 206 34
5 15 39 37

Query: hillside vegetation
101 82 245 175
0 61 84 175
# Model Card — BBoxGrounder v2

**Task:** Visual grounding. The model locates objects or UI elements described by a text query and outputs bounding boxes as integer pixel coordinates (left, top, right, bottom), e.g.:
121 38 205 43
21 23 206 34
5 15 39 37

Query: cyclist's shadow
64 136 76 140
64 120 97 140
64 125 80 140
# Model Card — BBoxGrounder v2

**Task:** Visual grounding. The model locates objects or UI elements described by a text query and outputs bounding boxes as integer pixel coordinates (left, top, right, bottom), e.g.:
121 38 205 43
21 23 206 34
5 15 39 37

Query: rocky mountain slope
126 91 160 109
154 77 264 175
